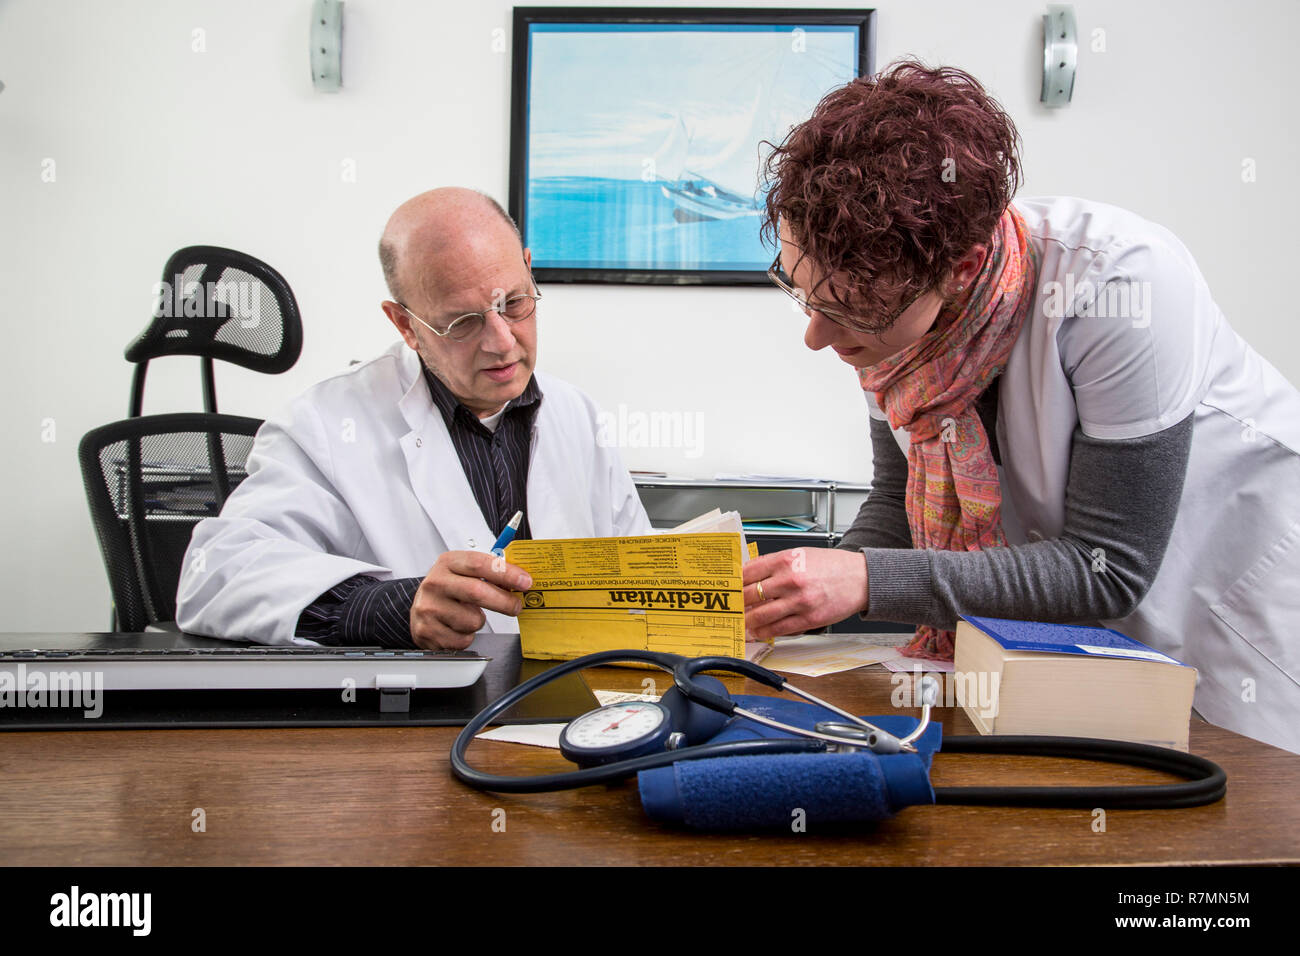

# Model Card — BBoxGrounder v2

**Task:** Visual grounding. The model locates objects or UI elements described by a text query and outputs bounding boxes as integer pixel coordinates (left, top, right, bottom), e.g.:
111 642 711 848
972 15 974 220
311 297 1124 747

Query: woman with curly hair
743 60 1300 753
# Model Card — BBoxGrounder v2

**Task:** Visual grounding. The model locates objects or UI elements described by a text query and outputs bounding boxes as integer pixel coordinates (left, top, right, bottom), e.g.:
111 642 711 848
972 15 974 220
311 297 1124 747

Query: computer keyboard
0 644 490 691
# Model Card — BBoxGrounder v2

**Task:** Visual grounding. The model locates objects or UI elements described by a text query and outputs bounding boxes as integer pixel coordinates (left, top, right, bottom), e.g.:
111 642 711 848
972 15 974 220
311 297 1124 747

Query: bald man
176 188 652 648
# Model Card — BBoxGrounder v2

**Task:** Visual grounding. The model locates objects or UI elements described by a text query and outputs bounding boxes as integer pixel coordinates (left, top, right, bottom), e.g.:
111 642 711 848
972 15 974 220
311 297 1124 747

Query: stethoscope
451 649 1227 809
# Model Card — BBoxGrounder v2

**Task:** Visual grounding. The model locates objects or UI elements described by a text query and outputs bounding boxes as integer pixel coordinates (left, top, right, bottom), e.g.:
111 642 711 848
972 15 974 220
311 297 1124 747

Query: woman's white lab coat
175 341 653 644
868 196 1300 753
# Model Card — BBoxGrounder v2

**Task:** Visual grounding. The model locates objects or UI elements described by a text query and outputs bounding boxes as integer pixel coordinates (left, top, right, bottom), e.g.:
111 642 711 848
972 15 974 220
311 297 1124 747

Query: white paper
882 657 955 674
475 723 566 749
591 690 661 705
1075 643 1181 666
760 633 904 677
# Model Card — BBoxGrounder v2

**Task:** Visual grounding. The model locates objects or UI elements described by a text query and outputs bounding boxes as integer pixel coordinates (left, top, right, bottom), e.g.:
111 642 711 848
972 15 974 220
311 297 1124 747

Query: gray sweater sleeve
836 417 914 552
840 411 1195 630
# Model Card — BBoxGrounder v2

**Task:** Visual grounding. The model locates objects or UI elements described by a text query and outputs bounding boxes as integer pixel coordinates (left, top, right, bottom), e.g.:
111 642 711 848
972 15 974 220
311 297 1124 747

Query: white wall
1 0 1296 631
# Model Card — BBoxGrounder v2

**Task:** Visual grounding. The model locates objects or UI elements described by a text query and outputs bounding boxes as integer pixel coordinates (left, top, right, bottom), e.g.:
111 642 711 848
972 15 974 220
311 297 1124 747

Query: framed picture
509 7 876 285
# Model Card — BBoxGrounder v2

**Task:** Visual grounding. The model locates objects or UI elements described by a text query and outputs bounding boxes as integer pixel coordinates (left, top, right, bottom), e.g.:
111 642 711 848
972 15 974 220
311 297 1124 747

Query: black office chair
79 414 263 632
80 246 303 630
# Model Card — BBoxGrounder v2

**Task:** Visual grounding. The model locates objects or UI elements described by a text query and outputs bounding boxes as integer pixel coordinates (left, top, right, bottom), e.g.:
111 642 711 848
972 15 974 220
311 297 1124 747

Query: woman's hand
742 547 870 640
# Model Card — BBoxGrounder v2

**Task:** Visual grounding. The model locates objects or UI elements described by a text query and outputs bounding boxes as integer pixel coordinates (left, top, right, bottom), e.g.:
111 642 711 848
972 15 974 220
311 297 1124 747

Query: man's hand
742 547 869 641
410 551 533 650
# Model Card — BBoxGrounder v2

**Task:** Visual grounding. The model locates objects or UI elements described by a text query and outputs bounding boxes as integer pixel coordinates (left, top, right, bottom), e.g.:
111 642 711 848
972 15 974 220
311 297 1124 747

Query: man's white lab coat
175 341 653 643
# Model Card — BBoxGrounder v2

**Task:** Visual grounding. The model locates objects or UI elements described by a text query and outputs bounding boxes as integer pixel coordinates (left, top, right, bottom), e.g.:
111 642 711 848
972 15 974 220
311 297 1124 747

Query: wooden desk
0 664 1295 866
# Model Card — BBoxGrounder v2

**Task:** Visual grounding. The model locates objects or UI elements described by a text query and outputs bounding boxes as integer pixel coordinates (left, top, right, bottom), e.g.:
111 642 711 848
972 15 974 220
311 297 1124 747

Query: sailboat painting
512 15 871 282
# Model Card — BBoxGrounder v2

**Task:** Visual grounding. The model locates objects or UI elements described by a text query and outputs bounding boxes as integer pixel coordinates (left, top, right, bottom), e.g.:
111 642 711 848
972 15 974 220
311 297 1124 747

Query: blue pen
491 511 523 557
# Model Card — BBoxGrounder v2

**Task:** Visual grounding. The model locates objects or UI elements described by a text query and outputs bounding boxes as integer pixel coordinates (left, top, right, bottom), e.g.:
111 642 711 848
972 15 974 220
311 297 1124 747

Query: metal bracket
311 0 344 93
1041 4 1077 107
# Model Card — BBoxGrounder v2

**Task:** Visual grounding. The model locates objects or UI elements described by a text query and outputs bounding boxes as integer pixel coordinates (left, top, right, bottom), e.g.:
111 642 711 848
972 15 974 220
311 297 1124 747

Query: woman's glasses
766 252 928 335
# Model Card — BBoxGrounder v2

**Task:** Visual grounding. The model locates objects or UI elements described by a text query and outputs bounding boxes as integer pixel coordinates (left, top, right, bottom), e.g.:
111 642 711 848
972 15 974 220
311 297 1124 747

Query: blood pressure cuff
637 695 941 830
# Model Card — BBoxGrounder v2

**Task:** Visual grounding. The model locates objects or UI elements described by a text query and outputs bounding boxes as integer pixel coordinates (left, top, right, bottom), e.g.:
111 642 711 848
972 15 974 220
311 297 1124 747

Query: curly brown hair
760 59 1024 327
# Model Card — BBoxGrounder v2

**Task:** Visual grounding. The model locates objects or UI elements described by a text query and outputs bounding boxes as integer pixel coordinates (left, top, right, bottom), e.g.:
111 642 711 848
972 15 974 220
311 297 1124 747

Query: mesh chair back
79 414 262 631
125 246 302 373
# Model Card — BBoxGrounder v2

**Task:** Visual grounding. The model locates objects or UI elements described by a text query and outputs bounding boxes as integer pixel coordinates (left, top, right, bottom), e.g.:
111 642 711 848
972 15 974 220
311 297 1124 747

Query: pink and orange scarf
856 206 1040 660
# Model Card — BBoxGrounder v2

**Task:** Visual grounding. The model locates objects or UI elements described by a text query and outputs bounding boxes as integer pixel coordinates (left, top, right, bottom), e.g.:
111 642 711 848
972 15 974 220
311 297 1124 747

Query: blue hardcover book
959 615 1191 668
952 616 1197 750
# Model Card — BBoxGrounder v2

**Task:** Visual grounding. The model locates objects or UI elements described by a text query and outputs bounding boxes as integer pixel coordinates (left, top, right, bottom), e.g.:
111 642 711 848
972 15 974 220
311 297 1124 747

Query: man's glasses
398 286 542 343
766 252 928 335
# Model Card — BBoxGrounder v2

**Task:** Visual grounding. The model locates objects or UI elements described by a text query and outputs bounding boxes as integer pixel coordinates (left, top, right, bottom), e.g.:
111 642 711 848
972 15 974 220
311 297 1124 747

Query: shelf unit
632 476 871 544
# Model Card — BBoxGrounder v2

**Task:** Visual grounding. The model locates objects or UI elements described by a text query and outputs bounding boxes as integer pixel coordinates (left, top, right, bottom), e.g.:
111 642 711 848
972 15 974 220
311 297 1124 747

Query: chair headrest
124 245 303 373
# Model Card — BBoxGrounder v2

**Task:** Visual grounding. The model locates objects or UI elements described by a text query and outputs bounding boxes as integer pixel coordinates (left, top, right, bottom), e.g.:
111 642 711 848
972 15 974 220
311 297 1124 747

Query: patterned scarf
856 206 1039 660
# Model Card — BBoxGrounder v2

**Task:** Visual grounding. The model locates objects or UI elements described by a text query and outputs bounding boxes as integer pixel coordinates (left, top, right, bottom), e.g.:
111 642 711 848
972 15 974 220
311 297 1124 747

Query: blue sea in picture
526 176 770 272
522 21 859 274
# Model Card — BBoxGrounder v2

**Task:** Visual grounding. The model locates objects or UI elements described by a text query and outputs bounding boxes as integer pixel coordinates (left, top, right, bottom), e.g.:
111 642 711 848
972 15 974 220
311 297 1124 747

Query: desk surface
0 662 1296 866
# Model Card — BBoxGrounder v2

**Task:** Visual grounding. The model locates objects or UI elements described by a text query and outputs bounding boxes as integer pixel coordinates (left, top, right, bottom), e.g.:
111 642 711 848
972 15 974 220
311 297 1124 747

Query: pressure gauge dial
559 701 674 768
